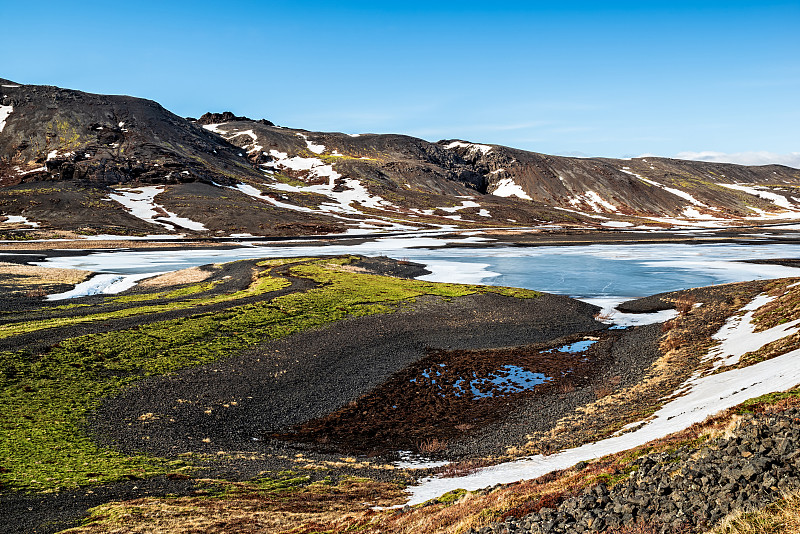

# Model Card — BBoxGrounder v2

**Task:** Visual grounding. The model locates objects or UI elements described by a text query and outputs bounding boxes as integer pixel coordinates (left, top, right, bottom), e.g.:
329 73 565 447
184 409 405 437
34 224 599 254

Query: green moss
0 272 289 339
270 173 307 187
737 386 800 413
0 258 540 492
437 488 467 504
110 280 223 303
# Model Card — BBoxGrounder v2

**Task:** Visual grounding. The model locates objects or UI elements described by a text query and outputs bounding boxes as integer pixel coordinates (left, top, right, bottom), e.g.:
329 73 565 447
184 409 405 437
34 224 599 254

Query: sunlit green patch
0 271 290 340
0 257 539 492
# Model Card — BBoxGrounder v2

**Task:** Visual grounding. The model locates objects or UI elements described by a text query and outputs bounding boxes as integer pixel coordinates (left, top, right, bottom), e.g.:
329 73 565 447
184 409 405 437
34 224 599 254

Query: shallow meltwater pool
413 363 553 399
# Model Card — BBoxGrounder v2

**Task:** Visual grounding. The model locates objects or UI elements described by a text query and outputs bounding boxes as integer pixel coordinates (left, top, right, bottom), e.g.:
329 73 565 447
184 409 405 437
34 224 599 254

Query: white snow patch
263 150 341 182
47 272 161 300
581 297 678 328
492 178 532 200
1 84 20 88
601 221 634 228
296 133 325 154
720 183 797 210
568 191 617 213
621 169 709 208
108 187 208 231
228 182 314 213
437 200 481 213
705 293 800 370
225 129 262 154
682 207 717 220
2 215 40 228
0 104 13 133
444 141 493 155
394 451 450 469
478 209 491 217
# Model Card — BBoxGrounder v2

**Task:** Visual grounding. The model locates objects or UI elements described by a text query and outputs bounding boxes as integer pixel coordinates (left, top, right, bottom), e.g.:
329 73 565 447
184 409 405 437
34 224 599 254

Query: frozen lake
29 236 800 300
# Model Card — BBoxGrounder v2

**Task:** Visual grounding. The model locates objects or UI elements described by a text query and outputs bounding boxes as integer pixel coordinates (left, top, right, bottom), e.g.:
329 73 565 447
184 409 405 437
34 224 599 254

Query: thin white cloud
676 151 800 169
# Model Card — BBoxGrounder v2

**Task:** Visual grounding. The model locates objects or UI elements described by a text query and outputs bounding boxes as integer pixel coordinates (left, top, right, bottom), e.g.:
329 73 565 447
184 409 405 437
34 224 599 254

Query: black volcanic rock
0 82 264 187
196 111 274 126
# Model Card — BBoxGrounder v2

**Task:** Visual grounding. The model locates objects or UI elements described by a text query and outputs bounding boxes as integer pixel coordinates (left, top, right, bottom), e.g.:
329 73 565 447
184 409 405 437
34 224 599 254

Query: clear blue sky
3 1 798 165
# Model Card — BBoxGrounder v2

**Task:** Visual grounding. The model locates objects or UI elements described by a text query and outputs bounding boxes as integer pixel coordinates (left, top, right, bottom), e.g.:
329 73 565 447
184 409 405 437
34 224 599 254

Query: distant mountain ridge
1 78 799 237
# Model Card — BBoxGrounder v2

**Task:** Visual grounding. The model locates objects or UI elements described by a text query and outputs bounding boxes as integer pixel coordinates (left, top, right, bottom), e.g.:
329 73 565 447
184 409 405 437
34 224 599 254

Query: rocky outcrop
0 81 265 187
472 408 800 533
194 111 274 126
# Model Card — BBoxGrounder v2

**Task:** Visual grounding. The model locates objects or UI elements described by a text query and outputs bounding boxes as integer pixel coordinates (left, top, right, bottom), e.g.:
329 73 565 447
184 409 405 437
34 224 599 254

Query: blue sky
3 1 798 165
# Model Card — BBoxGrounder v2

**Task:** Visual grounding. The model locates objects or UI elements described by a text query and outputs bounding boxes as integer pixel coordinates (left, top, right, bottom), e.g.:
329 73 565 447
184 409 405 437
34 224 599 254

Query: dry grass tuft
709 490 800 534
417 438 447 454
558 381 576 394
674 296 696 316
594 375 621 400
607 522 690 533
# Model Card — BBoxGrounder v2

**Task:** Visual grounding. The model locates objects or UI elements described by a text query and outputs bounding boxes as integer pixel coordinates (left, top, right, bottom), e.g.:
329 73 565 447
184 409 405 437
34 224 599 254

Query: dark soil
89 291 604 473
0 477 200 534
281 331 619 454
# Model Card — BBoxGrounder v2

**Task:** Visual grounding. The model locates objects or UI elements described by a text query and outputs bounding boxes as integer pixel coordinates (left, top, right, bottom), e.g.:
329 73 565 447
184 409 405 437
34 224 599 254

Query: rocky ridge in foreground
473 408 800 534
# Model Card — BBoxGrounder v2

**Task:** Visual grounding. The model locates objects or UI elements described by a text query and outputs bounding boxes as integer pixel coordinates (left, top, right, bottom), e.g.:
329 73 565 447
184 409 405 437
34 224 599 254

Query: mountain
1 78 799 237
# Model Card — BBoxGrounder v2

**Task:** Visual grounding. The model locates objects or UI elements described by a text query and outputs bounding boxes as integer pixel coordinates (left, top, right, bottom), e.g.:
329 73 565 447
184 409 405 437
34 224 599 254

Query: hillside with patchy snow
1 78 799 237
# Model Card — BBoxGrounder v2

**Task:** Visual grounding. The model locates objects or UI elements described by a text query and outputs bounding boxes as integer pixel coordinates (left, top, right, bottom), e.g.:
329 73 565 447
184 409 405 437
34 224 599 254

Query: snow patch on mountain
297 132 325 154
621 168 709 208
2 215 40 227
492 178 532 200
568 191 617 213
226 129 263 154
107 186 208 231
444 140 493 155
0 105 13 133
263 150 341 182
720 183 797 210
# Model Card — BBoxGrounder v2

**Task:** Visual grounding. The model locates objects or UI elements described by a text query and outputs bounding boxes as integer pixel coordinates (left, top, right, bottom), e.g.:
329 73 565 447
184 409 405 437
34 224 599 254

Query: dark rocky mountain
1 78 799 237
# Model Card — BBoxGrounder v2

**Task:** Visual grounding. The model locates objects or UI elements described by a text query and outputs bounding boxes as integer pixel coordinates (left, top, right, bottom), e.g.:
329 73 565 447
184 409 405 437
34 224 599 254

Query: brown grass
709 489 800 534
558 381 576 394
437 458 491 478
0 262 91 285
673 296 696 316
63 394 800 534
60 478 406 534
137 266 213 288
417 438 447 454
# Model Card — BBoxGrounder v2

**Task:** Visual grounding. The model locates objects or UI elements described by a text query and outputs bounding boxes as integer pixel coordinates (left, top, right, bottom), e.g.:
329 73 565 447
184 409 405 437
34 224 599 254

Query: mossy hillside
0 258 540 492
0 269 290 340
110 280 224 303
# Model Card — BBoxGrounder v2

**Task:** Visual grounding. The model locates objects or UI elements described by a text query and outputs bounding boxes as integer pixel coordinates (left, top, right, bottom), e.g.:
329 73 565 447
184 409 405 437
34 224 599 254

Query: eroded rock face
472 408 800 534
